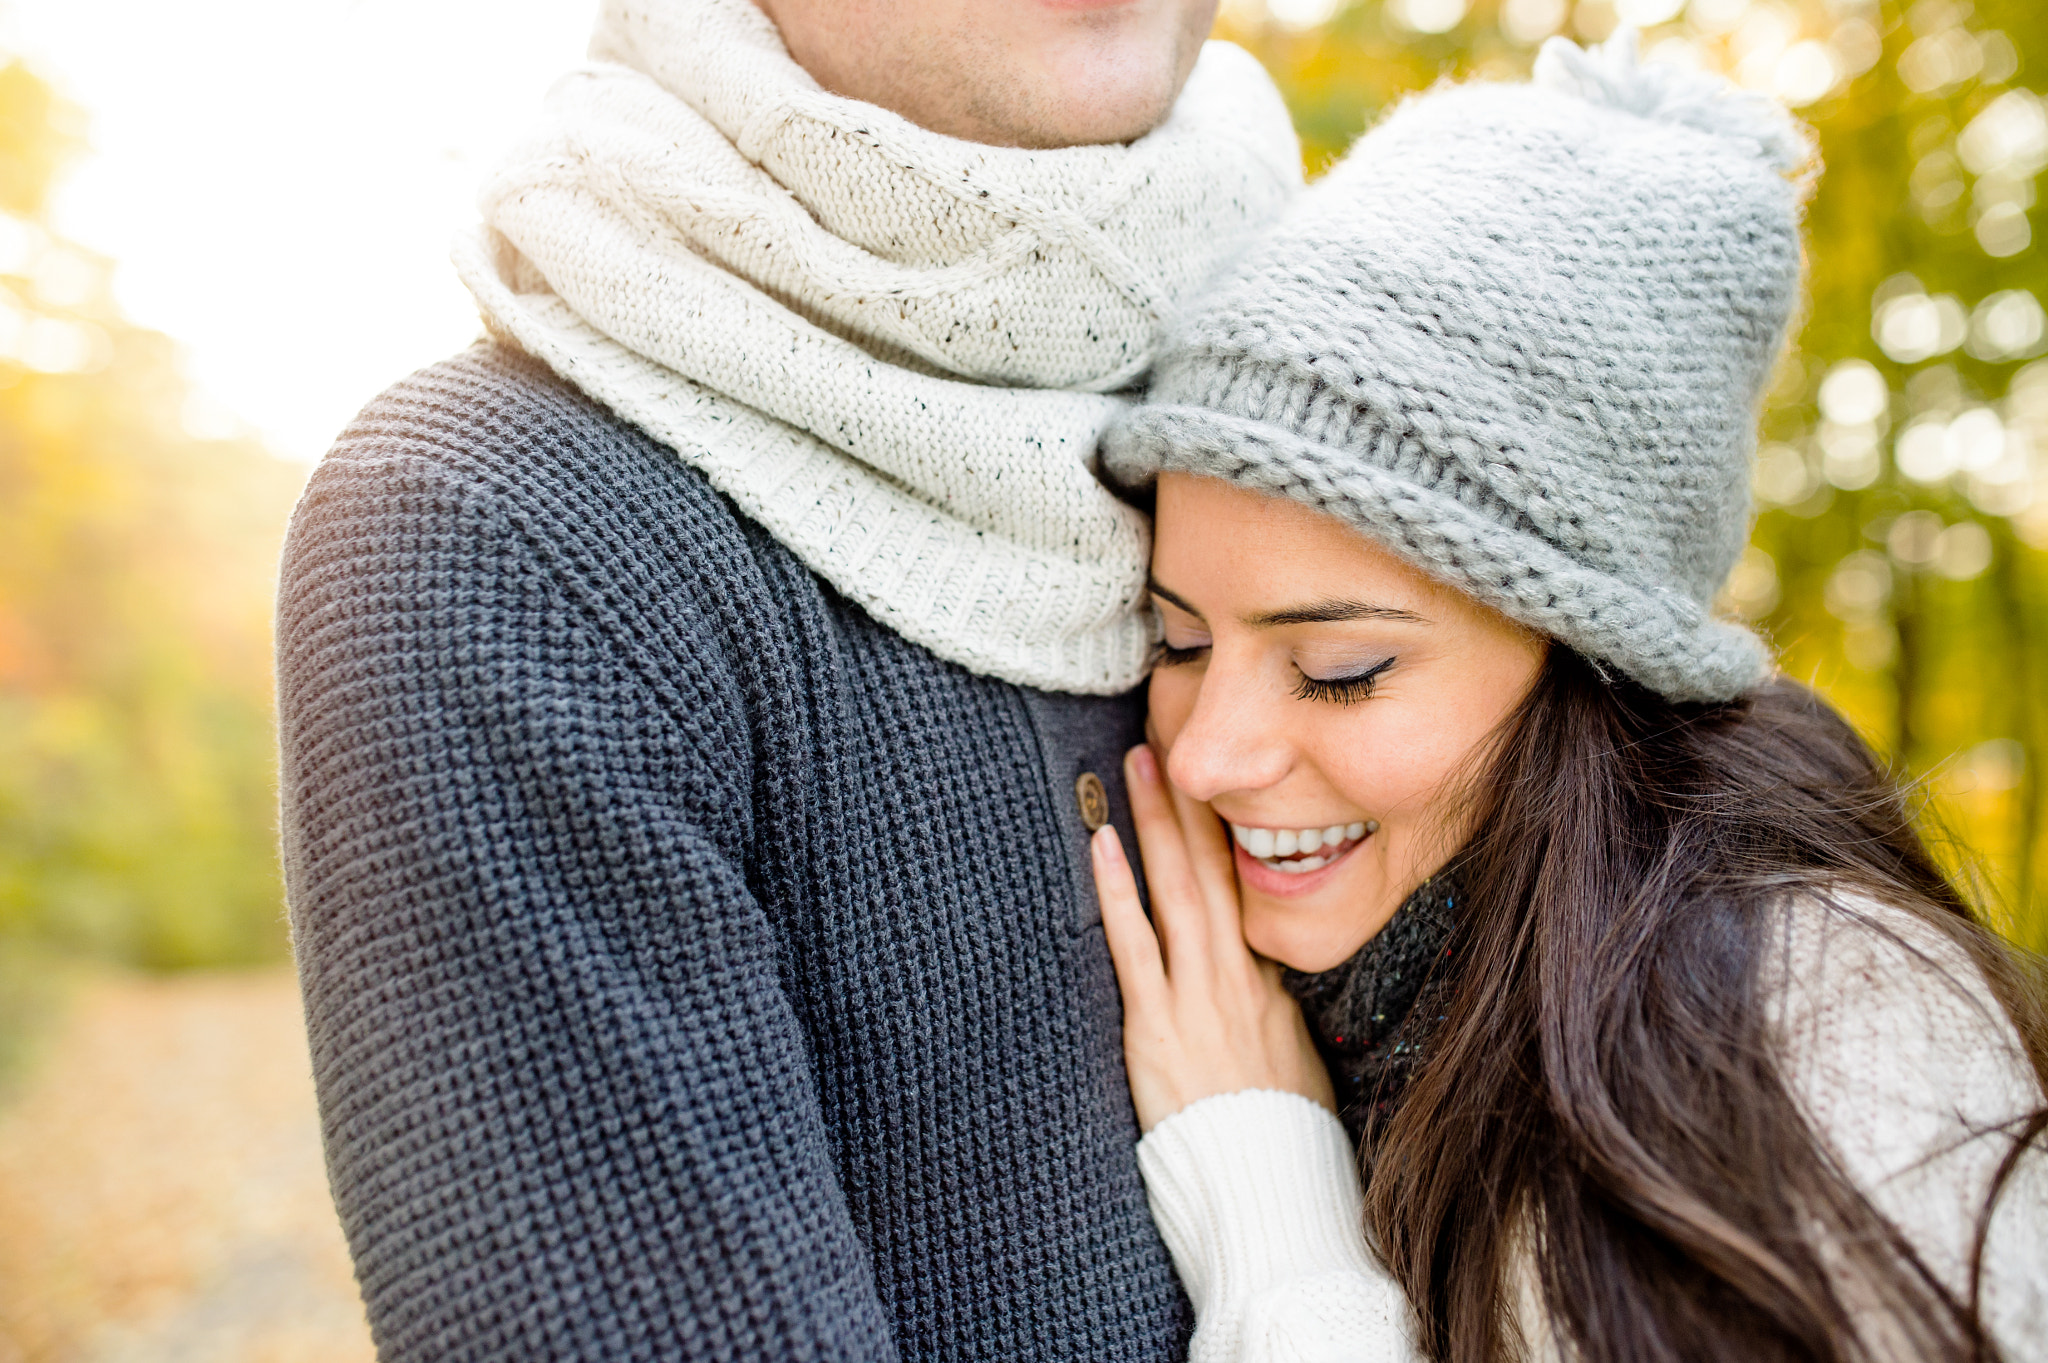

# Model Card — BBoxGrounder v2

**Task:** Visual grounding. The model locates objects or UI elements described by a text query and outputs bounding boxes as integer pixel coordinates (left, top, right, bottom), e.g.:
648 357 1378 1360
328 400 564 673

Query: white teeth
1226 820 1379 873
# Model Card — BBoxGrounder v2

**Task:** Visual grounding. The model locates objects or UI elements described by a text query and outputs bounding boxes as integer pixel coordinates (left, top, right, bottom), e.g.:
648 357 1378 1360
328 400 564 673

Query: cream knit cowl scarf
456 0 1301 693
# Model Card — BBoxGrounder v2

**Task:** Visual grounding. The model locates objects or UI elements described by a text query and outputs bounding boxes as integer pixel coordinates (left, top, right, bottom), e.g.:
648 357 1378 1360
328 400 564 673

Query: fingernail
1092 825 1123 863
1127 744 1158 784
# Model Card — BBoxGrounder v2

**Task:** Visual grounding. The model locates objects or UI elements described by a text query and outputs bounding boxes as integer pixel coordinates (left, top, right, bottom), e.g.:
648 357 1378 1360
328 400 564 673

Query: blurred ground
0 969 376 1363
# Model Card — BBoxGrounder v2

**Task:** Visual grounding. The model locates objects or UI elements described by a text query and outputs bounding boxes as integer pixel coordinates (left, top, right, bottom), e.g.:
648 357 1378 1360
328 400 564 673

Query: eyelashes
1291 656 1397 706
1151 641 1397 707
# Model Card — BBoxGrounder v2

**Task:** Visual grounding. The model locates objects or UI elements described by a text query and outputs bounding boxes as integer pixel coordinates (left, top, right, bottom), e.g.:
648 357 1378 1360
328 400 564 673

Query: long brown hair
1365 647 2048 1362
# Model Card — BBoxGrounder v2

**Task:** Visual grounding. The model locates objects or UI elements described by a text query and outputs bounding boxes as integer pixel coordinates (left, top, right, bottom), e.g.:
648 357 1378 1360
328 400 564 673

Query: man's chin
993 9 1207 147
985 64 1182 148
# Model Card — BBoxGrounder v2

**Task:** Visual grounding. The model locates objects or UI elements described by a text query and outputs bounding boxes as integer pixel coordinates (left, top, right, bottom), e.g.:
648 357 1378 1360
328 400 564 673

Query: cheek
1145 667 1196 752
1308 701 1468 817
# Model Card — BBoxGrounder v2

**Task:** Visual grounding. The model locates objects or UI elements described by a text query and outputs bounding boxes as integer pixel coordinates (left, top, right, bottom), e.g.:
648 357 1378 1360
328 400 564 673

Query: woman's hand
1095 743 1337 1132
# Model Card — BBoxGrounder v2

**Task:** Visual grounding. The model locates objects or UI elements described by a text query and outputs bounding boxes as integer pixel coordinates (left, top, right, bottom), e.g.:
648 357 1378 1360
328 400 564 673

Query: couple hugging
276 0 2048 1358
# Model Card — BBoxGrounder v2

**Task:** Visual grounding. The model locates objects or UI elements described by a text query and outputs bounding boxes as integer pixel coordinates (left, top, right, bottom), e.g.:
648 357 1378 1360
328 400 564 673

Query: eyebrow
1147 578 1431 628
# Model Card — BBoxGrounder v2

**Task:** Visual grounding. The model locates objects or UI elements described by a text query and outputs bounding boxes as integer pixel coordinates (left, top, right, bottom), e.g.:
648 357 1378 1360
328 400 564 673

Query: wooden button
1074 772 1110 831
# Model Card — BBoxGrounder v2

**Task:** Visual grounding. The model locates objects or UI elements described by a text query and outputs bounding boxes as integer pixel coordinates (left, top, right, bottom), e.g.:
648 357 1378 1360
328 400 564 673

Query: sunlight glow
12 0 597 461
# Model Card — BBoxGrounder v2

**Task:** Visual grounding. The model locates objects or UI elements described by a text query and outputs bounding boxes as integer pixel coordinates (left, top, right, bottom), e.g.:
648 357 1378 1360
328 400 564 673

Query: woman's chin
1241 857 1410 974
1242 893 1378 975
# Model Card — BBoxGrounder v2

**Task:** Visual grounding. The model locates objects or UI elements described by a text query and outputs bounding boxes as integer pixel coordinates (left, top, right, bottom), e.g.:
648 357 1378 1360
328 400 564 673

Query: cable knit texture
1135 895 2048 1362
456 0 1301 695
276 346 1191 1361
1104 33 1809 702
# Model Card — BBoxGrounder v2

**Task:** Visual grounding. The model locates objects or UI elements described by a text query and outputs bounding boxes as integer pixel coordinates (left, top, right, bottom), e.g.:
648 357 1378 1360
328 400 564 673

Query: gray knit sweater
275 344 1188 1361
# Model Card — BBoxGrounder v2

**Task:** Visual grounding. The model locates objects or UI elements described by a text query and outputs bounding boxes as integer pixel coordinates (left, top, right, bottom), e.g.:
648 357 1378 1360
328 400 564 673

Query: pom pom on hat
1535 28 1815 179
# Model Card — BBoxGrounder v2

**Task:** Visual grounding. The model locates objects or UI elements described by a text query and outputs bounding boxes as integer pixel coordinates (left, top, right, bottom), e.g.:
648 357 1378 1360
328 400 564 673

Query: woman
1092 33 2048 1363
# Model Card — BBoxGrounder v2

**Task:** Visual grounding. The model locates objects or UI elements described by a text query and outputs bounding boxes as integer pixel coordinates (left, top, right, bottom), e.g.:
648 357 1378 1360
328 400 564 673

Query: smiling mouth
1227 821 1373 875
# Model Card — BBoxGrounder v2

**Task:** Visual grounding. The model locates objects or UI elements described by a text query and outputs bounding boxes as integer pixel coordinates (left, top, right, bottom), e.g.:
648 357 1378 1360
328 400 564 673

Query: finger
1125 744 1210 976
1093 826 1167 1011
1164 777 1246 950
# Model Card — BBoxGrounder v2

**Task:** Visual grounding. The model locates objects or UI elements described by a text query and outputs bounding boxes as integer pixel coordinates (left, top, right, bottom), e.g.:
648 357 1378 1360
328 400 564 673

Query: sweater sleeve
276 447 901 1361
1137 1091 1421 1363
1764 895 2048 1358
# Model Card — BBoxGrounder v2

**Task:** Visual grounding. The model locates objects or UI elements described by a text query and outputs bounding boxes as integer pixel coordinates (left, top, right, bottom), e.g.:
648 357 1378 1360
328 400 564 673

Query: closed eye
1153 640 1209 669
1292 656 1396 706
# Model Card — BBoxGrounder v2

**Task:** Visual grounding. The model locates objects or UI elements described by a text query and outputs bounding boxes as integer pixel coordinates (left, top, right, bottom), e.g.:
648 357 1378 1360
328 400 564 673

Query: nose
1162 657 1294 804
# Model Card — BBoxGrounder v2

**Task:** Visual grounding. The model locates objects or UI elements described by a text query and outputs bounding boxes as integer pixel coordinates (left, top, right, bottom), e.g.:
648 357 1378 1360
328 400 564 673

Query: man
275 0 1299 1356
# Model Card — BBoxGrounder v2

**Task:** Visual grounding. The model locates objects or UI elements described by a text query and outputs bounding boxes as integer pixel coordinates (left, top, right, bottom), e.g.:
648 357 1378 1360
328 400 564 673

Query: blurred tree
1221 0 2048 947
0 55 302 979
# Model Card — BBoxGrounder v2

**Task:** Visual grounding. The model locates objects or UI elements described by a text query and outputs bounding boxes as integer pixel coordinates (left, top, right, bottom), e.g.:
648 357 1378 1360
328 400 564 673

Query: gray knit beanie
1104 32 1812 703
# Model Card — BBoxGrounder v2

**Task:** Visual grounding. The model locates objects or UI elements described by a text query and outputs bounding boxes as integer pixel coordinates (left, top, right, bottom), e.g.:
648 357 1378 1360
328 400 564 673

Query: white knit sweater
456 0 1302 694
1138 896 2048 1362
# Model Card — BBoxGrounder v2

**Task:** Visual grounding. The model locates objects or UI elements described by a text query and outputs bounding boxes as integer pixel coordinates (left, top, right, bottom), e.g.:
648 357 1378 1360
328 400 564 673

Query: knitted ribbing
1282 876 1457 1145
457 0 1301 696
1104 33 1809 703
1137 1091 1411 1363
276 346 1190 1361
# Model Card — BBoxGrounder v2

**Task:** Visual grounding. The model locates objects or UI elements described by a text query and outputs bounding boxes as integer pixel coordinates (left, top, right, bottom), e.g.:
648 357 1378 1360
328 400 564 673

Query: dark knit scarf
1282 877 1459 1146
